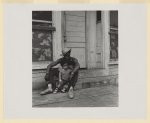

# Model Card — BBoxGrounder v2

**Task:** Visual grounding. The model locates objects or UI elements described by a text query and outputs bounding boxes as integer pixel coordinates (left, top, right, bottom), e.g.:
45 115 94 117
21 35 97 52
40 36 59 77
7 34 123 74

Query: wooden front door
64 11 86 68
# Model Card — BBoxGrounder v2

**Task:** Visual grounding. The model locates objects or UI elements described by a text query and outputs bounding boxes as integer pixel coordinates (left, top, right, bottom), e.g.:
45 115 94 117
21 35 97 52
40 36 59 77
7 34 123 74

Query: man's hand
70 72 74 79
59 79 62 83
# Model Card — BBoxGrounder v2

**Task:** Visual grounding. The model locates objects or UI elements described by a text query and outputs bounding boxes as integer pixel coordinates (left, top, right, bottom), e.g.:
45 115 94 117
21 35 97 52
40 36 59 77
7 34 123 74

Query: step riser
32 75 118 90
32 68 118 79
75 77 118 90
32 68 118 90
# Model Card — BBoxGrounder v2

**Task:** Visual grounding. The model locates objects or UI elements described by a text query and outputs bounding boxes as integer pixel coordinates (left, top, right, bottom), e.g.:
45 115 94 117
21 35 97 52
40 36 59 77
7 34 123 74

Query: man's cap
60 48 71 56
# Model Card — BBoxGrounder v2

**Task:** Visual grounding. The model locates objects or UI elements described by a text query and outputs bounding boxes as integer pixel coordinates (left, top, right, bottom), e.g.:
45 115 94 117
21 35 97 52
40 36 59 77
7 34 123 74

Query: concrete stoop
32 68 118 91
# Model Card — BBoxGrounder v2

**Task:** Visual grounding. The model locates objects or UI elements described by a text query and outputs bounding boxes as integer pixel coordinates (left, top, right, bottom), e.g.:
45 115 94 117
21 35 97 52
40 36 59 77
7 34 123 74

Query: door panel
71 48 86 68
65 11 86 68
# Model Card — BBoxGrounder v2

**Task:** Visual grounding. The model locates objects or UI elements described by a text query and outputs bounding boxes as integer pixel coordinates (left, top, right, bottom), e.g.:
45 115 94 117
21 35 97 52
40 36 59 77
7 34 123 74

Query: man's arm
59 71 62 82
46 58 61 74
71 58 80 74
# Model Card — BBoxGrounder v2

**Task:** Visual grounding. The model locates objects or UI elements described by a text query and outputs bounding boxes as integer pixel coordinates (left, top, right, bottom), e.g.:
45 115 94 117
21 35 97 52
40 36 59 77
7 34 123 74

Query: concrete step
32 68 118 90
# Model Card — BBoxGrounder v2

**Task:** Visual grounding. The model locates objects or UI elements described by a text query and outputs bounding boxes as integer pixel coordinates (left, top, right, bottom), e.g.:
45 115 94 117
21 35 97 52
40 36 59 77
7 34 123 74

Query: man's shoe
40 88 53 95
68 86 74 99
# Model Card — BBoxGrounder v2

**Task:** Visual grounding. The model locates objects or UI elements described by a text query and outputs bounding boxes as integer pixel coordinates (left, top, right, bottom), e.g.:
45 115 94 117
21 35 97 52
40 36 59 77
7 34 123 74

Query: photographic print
4 4 146 119
32 11 118 107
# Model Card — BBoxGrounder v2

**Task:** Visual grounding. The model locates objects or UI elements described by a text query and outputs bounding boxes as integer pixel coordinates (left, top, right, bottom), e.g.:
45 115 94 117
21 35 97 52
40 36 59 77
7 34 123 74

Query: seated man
40 48 80 99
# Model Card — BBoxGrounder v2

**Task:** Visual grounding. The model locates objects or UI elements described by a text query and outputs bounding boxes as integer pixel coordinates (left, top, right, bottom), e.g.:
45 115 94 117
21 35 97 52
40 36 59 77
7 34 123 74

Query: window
110 11 118 28
32 11 52 21
109 11 118 61
32 11 55 69
96 11 101 22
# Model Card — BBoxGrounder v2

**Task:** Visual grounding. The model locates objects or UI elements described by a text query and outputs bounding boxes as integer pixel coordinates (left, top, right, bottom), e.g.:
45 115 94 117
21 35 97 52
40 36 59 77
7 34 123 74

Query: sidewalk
33 84 118 107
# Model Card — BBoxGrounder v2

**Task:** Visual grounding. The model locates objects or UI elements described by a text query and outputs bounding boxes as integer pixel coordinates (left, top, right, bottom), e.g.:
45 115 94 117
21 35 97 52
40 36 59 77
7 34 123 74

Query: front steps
32 67 118 91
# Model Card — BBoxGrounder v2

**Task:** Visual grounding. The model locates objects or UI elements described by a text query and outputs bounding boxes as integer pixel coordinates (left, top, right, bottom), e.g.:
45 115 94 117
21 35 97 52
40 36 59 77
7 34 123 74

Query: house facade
32 11 118 89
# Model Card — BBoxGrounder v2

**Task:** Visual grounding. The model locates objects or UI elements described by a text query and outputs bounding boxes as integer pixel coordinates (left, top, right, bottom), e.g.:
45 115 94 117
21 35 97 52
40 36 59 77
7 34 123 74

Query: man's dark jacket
46 57 80 74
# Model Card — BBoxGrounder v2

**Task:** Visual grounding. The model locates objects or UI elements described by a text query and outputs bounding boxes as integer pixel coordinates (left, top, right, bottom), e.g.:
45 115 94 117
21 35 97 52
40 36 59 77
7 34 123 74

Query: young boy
53 63 73 93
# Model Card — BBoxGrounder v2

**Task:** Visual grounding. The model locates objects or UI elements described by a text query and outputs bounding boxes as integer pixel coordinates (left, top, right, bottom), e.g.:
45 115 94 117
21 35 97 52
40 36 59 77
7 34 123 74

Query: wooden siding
65 11 85 16
66 31 85 37
65 42 85 48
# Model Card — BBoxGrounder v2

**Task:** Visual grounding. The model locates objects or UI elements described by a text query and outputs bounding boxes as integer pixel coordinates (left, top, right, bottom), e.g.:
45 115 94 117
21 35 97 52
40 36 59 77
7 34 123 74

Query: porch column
101 11 110 70
86 11 97 69
52 11 62 61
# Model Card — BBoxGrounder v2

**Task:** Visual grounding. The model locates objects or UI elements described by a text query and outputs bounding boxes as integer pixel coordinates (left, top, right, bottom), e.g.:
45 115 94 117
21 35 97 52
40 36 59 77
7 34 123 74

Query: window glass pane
32 30 53 62
110 11 118 28
32 11 52 21
32 11 53 62
96 11 101 22
109 11 118 61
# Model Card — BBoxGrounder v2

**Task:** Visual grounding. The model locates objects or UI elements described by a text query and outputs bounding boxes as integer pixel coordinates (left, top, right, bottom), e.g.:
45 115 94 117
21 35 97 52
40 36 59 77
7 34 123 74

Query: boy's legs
53 80 68 93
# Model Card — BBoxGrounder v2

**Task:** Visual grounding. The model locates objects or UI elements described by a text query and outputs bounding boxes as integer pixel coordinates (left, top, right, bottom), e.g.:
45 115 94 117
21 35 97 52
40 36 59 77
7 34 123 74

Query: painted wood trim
32 61 50 69
52 11 63 61
101 11 110 70
32 19 52 23
86 11 97 68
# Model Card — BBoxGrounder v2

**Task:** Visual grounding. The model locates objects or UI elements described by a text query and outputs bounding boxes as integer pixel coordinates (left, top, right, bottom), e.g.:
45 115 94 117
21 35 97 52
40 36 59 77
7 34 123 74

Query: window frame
109 11 118 65
96 11 102 23
32 17 55 70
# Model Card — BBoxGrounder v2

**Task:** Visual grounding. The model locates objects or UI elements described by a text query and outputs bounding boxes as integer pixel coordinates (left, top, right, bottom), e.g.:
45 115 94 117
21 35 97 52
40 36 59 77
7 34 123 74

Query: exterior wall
52 11 63 61
32 11 118 90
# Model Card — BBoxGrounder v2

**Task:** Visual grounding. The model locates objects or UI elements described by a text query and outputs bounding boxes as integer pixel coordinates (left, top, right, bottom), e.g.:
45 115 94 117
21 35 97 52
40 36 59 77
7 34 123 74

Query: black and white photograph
32 11 118 107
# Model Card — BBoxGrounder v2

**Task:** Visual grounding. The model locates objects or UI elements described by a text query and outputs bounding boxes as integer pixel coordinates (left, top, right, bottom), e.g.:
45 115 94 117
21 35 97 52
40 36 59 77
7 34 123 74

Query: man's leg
40 68 59 95
68 71 79 89
68 71 79 98
48 68 59 90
